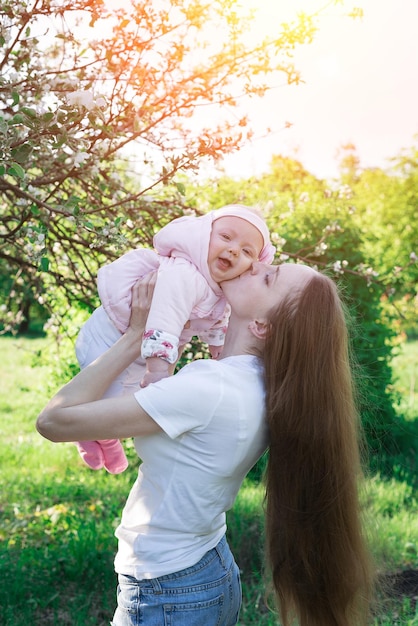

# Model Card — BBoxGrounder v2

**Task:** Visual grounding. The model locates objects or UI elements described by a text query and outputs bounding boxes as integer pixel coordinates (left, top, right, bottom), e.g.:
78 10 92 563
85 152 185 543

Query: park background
0 0 417 624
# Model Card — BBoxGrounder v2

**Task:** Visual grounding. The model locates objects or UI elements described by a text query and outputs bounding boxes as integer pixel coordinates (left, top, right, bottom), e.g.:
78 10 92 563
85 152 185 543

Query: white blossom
338 184 353 199
67 90 96 110
74 152 89 166
333 259 348 274
314 242 328 255
324 221 342 234
0 28 11 44
96 96 106 108
271 233 286 247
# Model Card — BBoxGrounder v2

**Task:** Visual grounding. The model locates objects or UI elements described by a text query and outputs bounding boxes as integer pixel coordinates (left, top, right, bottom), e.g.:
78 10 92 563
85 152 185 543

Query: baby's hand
209 344 223 360
140 369 169 388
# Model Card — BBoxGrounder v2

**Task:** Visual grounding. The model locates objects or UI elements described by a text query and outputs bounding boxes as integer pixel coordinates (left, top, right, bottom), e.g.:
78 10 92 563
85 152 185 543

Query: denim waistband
121 535 231 589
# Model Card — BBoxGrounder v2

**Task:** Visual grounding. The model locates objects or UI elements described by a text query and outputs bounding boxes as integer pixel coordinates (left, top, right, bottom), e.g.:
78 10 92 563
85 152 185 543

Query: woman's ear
248 319 269 339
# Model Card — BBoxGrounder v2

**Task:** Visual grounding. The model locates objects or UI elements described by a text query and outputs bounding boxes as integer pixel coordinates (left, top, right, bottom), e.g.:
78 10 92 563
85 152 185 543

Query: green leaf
8 163 25 179
40 257 50 272
10 114 25 125
12 92 19 106
52 138 66 148
11 143 33 164
21 107 37 119
176 182 186 195
0 165 5 176
66 195 83 208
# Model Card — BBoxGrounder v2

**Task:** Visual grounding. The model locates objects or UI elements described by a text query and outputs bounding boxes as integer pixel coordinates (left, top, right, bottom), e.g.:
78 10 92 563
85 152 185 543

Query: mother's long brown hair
263 272 375 626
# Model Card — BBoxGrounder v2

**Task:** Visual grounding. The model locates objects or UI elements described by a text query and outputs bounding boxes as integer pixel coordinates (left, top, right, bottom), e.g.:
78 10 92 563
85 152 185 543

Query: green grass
0 335 417 625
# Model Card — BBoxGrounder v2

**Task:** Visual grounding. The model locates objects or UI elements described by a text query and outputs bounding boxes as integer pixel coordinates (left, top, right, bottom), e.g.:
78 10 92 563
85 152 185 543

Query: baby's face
207 216 263 283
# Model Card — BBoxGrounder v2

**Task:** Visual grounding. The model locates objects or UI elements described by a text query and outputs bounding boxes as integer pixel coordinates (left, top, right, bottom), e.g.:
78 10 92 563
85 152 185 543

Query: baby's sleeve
197 304 231 347
141 259 207 364
98 248 159 333
141 329 180 364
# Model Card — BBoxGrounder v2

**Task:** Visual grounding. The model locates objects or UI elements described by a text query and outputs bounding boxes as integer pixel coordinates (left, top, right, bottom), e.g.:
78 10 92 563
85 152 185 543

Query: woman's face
220 262 316 320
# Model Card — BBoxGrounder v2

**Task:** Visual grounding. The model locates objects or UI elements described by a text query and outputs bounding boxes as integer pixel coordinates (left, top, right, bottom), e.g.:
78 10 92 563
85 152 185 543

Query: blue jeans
111 536 242 626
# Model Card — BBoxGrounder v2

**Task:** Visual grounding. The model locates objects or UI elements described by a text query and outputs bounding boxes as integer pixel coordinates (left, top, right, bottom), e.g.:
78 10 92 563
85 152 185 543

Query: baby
75 204 275 473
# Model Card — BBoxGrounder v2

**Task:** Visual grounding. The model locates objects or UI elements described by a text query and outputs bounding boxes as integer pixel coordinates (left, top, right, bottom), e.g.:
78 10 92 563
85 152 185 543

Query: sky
217 0 418 180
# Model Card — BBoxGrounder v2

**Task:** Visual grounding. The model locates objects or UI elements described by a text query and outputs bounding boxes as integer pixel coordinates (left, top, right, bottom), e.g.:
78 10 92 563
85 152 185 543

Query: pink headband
212 204 276 264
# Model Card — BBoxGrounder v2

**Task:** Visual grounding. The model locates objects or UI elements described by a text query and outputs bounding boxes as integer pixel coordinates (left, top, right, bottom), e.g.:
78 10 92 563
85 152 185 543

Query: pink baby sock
76 440 105 470
99 439 129 474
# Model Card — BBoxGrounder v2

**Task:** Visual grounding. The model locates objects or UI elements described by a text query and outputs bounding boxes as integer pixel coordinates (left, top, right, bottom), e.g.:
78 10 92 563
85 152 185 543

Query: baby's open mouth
218 257 231 270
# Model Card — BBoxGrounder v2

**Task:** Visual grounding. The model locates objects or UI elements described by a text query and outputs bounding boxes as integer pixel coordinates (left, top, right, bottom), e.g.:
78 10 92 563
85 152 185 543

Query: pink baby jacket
97 205 275 363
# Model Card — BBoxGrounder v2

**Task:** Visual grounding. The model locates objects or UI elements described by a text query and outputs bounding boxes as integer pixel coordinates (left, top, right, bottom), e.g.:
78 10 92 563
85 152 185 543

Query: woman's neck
219 318 260 359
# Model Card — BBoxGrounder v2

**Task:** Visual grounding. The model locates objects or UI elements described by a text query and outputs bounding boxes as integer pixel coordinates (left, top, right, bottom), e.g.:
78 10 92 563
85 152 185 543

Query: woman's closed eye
265 265 280 285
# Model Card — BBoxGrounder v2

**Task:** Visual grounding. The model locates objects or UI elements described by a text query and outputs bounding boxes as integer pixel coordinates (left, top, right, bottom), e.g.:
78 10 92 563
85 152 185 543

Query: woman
36 262 375 626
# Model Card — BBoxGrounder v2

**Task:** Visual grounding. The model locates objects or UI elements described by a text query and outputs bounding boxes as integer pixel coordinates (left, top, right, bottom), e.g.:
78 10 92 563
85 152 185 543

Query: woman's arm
36 274 162 443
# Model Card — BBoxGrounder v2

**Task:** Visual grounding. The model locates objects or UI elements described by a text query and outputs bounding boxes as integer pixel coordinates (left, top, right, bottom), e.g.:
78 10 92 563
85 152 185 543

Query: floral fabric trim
198 325 227 346
141 329 179 364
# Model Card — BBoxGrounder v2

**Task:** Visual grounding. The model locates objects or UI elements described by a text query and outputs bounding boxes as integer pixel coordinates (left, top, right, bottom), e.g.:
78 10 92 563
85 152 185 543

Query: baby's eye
221 233 231 241
243 248 253 257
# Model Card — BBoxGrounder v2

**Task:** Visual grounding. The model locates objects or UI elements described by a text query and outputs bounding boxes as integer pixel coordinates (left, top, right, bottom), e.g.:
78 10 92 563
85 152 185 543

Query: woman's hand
128 271 157 336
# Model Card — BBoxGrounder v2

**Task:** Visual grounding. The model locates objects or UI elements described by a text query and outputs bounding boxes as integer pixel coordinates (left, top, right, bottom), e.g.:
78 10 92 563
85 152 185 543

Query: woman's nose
250 261 264 274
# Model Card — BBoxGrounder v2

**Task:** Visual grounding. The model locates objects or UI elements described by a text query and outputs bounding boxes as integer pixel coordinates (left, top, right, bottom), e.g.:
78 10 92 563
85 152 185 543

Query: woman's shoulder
178 354 263 378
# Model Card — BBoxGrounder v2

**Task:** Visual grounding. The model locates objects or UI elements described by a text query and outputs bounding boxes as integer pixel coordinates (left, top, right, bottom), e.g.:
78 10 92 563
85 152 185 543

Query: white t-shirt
113 355 268 580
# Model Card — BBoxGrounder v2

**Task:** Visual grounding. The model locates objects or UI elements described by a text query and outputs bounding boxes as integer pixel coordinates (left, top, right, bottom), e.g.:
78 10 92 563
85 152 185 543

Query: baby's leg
76 440 105 470
98 439 129 474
